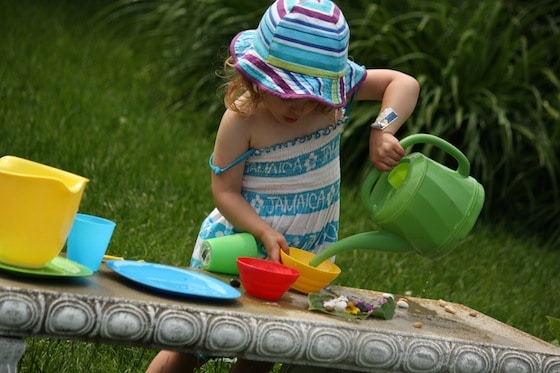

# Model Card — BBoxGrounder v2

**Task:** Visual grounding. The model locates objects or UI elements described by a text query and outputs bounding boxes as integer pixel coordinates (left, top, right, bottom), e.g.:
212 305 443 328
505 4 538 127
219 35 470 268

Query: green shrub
339 0 560 245
95 0 269 116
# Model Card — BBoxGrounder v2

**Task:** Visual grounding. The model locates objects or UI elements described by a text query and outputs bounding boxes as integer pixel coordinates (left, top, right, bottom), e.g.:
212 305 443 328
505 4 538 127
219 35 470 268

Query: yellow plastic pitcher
0 156 89 268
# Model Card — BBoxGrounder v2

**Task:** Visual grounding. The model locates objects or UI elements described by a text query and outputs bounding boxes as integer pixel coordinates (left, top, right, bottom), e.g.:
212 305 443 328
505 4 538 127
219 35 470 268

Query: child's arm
210 110 289 263
354 69 420 171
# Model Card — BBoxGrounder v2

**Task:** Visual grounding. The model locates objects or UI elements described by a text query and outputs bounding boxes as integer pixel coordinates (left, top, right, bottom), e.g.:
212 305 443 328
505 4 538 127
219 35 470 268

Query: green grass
1 1 559 372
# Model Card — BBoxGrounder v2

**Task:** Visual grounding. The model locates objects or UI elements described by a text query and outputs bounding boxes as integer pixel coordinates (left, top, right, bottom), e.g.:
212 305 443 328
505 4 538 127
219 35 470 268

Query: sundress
190 113 349 268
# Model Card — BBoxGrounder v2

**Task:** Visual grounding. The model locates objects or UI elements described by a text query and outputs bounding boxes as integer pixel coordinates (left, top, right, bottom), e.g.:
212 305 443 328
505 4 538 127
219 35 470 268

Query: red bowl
236 257 300 301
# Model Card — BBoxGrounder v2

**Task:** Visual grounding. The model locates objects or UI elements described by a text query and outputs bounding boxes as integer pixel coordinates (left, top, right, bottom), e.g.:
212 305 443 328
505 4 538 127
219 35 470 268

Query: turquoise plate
105 260 241 300
0 256 93 277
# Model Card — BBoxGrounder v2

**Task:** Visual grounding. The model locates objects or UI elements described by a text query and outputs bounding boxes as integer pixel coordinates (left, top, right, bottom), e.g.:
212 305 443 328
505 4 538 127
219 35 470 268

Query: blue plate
105 260 241 300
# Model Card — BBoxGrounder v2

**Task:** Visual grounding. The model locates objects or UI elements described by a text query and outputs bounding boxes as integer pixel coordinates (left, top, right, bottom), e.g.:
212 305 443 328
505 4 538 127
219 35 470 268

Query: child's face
261 93 319 124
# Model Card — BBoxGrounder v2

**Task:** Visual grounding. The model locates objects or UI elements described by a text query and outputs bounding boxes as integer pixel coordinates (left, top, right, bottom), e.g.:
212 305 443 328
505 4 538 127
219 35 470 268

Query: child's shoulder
220 107 257 129
221 105 270 129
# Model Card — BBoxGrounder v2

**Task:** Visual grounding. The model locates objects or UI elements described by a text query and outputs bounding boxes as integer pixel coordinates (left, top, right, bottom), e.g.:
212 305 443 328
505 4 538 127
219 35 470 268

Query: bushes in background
101 0 560 245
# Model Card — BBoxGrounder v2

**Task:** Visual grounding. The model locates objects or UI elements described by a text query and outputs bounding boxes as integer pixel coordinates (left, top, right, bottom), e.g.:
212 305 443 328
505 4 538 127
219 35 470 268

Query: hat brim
231 30 366 109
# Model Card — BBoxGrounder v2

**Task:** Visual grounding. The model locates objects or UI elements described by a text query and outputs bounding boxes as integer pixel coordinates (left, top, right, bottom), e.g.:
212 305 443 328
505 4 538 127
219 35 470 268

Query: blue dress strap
345 91 358 114
209 149 256 175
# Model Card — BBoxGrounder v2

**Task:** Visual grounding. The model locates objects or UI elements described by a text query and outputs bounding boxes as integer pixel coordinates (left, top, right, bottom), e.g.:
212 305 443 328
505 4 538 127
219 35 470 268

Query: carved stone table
0 265 559 372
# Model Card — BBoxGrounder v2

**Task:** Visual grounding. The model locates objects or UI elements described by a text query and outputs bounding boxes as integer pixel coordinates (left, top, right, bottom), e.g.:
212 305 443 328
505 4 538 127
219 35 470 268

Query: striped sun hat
231 0 366 108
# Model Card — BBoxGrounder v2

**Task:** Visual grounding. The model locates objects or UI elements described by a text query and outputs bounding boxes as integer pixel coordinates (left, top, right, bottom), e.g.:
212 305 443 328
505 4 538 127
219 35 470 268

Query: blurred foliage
95 0 269 116
98 0 560 246
338 0 560 247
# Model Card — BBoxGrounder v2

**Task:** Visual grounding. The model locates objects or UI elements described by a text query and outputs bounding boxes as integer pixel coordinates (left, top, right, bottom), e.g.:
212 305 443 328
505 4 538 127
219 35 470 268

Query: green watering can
309 134 485 266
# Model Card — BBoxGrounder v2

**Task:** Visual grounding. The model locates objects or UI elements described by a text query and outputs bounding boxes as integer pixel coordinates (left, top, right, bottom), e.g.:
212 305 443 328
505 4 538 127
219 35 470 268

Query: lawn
1 1 558 372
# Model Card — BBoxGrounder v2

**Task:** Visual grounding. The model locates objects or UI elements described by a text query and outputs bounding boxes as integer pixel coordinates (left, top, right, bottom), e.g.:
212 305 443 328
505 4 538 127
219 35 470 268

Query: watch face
372 108 398 130
383 110 398 124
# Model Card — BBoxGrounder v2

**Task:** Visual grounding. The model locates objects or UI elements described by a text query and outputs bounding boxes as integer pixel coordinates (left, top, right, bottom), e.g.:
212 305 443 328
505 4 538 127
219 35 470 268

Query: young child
147 0 419 372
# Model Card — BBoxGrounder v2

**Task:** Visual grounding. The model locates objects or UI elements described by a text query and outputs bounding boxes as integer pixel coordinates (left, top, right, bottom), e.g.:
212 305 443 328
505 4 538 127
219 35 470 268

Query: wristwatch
371 107 398 130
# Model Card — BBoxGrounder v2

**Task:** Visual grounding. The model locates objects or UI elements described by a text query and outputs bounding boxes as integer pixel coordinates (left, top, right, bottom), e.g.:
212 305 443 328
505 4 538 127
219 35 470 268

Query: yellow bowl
280 247 341 294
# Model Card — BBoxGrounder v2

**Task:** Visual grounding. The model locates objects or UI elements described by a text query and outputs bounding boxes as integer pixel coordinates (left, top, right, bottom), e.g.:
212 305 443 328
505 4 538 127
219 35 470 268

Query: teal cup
66 213 116 272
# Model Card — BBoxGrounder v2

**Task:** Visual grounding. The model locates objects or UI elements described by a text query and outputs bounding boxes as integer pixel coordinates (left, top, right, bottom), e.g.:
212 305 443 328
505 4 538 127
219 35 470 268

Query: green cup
200 233 258 274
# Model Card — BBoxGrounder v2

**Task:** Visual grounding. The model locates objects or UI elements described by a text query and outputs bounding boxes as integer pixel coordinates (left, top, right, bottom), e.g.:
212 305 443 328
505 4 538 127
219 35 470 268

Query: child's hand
259 229 290 263
369 131 405 171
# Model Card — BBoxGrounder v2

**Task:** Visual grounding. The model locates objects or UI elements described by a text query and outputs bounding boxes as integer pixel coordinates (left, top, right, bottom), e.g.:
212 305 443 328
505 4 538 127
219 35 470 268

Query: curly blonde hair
221 56 262 117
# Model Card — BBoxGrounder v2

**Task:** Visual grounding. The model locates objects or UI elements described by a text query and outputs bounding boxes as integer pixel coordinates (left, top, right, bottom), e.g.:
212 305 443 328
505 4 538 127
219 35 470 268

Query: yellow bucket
0 156 89 268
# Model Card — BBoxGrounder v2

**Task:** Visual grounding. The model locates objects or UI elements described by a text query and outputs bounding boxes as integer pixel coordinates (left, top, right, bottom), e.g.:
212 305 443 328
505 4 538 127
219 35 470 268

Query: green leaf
546 316 560 344
308 293 395 320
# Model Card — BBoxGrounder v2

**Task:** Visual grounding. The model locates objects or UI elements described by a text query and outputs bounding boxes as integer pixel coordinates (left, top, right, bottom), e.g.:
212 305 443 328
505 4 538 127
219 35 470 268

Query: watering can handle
360 134 471 214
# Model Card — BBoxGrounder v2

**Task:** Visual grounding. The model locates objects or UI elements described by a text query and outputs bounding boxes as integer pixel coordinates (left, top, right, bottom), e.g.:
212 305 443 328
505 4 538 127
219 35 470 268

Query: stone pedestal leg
0 337 26 373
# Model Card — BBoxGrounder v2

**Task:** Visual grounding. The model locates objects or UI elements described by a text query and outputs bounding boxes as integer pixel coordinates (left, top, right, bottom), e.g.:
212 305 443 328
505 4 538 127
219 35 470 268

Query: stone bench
1 265 559 372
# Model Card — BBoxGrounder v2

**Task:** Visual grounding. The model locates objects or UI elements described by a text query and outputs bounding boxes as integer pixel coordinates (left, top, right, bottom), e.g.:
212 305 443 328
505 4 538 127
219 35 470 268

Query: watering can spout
309 231 411 267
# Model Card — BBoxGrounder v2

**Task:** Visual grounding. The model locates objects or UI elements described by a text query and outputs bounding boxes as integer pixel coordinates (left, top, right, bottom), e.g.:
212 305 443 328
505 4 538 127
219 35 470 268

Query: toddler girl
147 0 419 372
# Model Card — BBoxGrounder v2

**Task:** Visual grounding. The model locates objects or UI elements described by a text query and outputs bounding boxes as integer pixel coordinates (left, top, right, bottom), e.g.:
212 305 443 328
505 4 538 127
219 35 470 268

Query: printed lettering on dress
244 135 340 177
243 181 340 216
